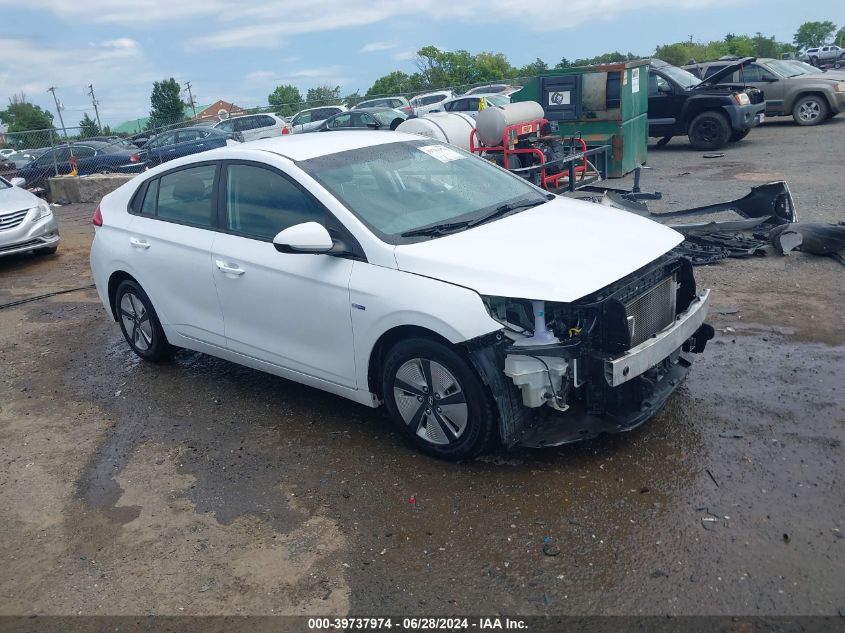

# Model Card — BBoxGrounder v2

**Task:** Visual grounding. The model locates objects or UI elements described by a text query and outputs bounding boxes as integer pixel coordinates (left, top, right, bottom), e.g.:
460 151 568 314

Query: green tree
835 26 845 47
268 84 303 116
518 57 549 76
79 112 100 137
751 32 780 58
148 78 185 130
0 94 55 132
793 20 836 48
305 84 341 107
366 71 422 96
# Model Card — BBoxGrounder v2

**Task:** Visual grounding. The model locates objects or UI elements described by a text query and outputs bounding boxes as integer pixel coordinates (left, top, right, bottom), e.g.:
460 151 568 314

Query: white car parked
289 106 348 133
213 113 289 141
90 132 712 459
409 90 454 116
436 93 511 117
0 175 60 257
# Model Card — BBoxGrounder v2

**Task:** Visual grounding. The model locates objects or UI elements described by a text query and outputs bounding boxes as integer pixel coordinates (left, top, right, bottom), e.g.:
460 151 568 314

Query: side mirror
657 83 672 94
10 177 26 188
273 222 333 254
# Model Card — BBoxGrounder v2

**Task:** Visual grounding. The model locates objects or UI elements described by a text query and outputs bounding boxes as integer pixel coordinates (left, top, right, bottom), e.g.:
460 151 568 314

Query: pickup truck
800 45 845 67
684 57 845 126
648 58 765 150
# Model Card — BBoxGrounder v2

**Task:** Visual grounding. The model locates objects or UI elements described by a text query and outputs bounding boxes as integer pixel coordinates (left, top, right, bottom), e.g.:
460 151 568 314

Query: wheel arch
791 90 835 112
106 270 140 321
367 325 458 399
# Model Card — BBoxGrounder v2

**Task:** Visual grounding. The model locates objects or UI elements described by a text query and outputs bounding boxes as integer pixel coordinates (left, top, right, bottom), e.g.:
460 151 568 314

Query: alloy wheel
798 101 820 123
119 291 153 352
393 358 468 445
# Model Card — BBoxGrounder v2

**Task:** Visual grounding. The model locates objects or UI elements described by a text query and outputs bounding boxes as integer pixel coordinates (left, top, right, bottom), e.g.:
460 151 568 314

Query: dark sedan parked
15 142 147 189
140 126 238 166
314 108 409 132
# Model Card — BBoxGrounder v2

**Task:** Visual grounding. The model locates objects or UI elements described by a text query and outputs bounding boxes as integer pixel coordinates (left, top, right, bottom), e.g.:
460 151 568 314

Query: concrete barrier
48 174 137 204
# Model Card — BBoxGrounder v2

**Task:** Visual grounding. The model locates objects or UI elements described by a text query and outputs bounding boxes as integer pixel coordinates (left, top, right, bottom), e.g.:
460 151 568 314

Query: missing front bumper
604 289 711 387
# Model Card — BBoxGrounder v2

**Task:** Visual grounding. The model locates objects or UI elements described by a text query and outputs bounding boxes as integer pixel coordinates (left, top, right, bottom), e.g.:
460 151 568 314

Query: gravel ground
0 117 843 620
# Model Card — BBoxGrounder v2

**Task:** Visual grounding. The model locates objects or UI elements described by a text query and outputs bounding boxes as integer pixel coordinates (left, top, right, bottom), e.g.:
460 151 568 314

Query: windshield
763 60 803 77
788 61 822 74
662 65 701 89
300 140 548 243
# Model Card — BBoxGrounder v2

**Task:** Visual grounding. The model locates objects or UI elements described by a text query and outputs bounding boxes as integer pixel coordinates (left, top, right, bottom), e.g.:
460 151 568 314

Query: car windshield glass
299 140 548 242
662 65 701 88
765 60 803 77
789 61 822 73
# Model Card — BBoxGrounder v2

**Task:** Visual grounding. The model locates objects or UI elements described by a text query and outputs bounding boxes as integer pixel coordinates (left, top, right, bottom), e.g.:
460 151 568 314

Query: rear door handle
129 237 150 249
215 260 245 276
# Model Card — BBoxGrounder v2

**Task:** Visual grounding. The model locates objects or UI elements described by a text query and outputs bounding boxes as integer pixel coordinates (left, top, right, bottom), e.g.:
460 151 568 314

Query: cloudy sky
0 0 840 127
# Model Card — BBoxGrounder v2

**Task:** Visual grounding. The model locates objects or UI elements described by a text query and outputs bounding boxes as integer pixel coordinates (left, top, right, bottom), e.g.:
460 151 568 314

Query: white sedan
90 132 712 459
0 175 60 257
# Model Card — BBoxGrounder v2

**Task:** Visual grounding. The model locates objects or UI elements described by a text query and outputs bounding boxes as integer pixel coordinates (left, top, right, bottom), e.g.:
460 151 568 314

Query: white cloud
289 66 344 78
393 50 417 61
361 41 396 53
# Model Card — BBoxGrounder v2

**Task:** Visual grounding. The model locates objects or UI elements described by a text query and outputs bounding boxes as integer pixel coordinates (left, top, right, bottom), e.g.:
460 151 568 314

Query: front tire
115 279 175 361
792 95 828 126
688 111 730 150
381 338 495 460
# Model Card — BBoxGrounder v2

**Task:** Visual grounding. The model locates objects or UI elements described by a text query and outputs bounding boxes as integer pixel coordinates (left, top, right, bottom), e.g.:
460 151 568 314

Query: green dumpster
511 60 649 178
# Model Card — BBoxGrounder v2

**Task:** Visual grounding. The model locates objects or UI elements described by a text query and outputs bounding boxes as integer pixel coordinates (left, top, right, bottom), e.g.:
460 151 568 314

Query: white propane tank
395 112 477 151
475 101 545 147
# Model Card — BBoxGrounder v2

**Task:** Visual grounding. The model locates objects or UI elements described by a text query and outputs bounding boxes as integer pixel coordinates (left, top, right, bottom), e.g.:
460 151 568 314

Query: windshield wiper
465 198 548 229
401 220 473 238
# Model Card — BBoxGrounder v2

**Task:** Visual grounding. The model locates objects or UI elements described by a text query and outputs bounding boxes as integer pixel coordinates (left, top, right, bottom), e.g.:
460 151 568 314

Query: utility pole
47 86 68 139
87 84 102 131
184 81 197 119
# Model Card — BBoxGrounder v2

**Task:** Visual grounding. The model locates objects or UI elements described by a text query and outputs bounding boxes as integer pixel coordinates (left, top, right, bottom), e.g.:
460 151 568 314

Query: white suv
89 132 712 459
213 113 289 141
409 90 454 116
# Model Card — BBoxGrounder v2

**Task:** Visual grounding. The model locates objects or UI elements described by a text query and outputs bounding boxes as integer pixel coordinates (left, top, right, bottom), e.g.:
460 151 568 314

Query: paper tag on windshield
418 144 465 163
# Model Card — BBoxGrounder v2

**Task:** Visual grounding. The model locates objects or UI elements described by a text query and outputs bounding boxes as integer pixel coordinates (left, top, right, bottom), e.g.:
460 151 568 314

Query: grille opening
624 275 677 347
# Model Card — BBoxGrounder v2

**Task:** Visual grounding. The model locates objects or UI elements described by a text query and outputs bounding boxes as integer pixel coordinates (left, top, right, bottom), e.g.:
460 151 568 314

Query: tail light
281 127 290 135
92 205 103 227
130 153 140 162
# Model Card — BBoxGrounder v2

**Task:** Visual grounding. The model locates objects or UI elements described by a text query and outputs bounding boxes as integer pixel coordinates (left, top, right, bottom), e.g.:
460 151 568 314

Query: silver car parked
0 176 60 257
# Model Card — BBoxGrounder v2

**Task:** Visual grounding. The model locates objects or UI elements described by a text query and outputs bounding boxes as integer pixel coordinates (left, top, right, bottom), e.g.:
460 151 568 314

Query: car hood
392 197 683 303
0 183 41 211
697 57 757 87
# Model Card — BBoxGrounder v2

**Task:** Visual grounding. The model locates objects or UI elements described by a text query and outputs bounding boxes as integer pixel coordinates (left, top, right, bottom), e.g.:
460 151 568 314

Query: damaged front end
466 256 713 448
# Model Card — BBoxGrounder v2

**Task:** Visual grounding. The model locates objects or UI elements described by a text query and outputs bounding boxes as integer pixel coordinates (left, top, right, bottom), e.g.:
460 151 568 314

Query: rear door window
140 179 159 215
224 163 323 240
156 164 217 227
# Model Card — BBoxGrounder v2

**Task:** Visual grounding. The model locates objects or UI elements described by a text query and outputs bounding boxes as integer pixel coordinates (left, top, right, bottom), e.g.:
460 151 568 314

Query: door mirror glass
273 222 333 254
10 177 26 187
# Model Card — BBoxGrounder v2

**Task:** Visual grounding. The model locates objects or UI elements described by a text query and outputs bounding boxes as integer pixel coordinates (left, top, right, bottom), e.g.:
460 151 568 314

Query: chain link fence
1 74 540 191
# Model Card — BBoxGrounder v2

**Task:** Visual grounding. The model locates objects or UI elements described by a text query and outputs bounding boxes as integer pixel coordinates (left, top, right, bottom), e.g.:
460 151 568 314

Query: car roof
226 130 424 162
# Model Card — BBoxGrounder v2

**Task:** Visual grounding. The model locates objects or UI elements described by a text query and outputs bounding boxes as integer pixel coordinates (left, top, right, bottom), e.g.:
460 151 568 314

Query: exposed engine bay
467 255 714 447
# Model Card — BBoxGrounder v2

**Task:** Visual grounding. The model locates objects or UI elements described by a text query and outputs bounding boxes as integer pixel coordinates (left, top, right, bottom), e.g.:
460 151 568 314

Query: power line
47 86 68 139
87 84 102 130
184 81 197 118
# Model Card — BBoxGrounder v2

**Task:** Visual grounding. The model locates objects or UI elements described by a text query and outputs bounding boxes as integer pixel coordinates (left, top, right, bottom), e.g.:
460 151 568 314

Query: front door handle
215 260 245 276
129 237 150 249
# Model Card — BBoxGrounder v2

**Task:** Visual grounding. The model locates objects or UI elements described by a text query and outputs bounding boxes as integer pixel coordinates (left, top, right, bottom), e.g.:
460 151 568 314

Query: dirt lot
1 117 843 619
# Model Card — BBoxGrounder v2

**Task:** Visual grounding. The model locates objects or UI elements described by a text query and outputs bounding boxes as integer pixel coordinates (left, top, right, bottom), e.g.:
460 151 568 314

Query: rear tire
115 279 175 361
729 128 750 142
38 245 58 255
688 111 730 151
792 95 828 126
381 338 495 460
